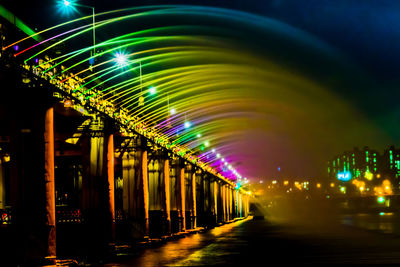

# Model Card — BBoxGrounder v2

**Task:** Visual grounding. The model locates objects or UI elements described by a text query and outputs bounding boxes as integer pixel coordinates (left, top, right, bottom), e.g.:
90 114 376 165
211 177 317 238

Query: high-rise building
327 146 400 195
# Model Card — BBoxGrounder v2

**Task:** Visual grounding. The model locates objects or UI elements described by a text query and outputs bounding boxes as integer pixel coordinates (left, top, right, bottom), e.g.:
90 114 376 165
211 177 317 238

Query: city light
337 171 352 182
170 108 176 115
365 171 373 181
377 196 385 204
184 121 191 129
63 0 70 6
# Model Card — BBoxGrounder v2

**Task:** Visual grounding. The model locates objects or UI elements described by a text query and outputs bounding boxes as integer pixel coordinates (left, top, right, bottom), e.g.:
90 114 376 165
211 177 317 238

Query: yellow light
330 183 335 188
340 186 346 194
284 181 289 186
365 171 373 181
377 174 381 178
3 155 10 162
272 180 277 184
317 183 321 188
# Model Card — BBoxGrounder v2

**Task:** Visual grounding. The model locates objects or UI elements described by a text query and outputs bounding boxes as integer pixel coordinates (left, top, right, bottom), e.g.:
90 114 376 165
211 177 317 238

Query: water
341 212 400 235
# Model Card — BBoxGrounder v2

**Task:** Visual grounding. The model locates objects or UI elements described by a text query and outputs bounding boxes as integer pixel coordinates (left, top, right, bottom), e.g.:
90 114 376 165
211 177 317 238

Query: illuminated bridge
0 2 361 265
0 5 255 265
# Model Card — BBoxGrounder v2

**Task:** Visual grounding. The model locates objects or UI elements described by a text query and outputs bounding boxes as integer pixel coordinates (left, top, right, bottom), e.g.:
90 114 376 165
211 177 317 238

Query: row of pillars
4 104 250 264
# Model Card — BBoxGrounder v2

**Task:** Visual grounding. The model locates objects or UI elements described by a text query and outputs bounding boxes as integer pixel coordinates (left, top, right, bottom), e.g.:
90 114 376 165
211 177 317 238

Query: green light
377 196 385 204
149 86 156 95
200 145 205 151
204 141 210 147
196 133 202 138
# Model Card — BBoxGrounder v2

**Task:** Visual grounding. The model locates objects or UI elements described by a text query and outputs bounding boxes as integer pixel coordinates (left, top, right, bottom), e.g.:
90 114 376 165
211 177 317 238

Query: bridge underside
0 46 249 266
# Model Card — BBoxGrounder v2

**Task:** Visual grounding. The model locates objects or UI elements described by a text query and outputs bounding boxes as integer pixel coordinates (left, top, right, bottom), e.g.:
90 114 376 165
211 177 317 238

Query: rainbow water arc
6 5 369 181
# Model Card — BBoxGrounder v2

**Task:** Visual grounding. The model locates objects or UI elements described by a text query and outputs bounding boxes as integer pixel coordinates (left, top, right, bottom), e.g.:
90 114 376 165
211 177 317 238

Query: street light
61 0 96 66
115 52 128 66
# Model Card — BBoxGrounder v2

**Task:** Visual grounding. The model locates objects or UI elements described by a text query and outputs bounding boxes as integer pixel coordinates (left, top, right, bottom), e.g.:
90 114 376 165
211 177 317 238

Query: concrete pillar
141 148 150 237
191 171 197 229
122 151 135 218
213 181 218 224
81 123 115 255
44 107 56 261
0 156 5 209
179 165 186 232
229 187 233 221
9 102 57 264
105 134 115 241
222 185 227 222
163 158 171 234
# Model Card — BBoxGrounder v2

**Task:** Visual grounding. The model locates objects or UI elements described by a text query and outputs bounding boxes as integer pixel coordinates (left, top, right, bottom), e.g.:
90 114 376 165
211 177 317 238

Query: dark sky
2 0 400 179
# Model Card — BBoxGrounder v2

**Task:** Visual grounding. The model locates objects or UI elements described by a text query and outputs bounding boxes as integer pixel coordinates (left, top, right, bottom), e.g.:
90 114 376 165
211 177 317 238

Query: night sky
2 0 400 180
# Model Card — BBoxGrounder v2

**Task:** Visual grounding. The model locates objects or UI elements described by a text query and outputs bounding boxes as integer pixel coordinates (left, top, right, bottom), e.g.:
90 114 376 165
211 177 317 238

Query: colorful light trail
5 5 361 182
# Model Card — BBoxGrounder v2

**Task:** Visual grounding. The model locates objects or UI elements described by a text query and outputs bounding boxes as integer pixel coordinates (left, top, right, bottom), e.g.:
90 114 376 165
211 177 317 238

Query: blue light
184 121 191 129
337 171 352 182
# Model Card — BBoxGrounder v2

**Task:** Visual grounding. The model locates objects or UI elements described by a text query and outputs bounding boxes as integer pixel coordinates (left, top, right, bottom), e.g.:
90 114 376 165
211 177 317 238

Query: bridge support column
163 157 171 235
81 121 115 257
44 107 56 262
106 133 116 241
140 144 150 237
213 181 218 224
191 171 197 229
178 163 186 232
229 187 233 221
221 184 227 222
122 150 135 236
9 102 56 264
0 156 5 209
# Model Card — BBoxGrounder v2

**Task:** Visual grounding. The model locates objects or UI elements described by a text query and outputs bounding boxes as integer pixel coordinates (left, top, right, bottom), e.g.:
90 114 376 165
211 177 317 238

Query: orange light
64 99 72 108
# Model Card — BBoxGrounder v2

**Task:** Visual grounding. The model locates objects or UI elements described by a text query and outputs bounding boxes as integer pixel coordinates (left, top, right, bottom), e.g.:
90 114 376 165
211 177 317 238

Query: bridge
0 5 251 265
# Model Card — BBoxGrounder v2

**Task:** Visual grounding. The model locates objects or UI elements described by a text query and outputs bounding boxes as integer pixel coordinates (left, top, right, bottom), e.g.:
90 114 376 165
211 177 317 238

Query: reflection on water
341 212 400 235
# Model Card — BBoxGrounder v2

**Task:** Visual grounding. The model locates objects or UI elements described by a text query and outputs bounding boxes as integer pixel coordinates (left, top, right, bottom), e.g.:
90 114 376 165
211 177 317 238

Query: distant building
328 146 379 180
327 146 400 195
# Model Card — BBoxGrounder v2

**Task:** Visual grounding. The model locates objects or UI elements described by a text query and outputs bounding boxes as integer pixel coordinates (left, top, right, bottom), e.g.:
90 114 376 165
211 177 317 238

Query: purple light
14 45 19 51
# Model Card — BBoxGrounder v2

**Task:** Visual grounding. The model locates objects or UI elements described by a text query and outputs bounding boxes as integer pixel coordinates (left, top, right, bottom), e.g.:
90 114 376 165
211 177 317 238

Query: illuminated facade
328 147 379 180
328 146 400 195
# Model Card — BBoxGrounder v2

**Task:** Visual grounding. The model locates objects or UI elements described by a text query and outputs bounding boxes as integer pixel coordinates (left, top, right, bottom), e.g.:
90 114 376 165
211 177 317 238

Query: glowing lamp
115 52 128 66
149 86 156 95
184 121 191 129
377 196 385 204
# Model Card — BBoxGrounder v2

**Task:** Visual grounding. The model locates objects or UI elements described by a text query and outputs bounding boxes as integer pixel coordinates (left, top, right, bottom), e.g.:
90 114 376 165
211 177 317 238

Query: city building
327 146 400 196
